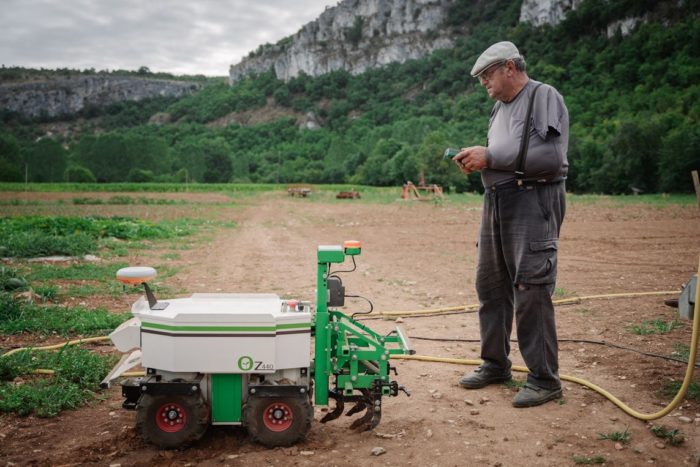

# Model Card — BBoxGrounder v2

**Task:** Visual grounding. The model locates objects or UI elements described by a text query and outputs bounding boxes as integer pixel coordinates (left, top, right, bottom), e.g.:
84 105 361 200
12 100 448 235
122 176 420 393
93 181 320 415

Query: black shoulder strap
515 82 543 185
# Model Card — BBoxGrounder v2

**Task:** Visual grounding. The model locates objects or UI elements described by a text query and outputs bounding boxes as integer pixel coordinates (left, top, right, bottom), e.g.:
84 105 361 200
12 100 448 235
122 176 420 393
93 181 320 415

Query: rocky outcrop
229 0 455 84
520 0 646 36
0 76 201 118
606 16 646 37
519 0 583 26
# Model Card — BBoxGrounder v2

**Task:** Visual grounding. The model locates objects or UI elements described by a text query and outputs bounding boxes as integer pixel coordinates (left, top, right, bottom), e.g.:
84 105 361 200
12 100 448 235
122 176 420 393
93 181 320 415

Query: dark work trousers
475 181 566 390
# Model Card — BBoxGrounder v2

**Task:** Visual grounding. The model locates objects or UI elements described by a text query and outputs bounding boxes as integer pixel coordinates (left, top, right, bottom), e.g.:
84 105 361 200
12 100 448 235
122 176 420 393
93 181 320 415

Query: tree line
1 0 697 193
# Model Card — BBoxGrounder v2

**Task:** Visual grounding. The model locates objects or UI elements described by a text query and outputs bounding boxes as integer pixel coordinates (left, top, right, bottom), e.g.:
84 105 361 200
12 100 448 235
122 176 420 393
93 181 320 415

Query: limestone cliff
0 76 200 118
229 0 456 84
519 0 582 26
228 0 594 84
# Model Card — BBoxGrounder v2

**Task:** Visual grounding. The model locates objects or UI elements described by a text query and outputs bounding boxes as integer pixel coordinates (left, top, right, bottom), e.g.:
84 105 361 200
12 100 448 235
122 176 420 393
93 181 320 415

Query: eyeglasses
478 61 506 82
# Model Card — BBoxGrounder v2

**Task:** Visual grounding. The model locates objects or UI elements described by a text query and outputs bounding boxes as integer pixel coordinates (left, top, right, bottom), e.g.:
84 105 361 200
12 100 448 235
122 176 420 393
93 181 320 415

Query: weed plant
503 378 525 389
628 319 682 335
0 292 129 335
597 427 630 444
0 346 116 417
33 284 59 302
670 343 690 362
662 380 700 402
572 455 606 465
554 286 575 298
650 425 685 445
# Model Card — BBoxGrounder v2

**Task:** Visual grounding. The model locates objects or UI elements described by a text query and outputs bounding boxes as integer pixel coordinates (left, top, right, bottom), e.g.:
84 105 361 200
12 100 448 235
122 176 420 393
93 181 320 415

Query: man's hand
453 146 488 175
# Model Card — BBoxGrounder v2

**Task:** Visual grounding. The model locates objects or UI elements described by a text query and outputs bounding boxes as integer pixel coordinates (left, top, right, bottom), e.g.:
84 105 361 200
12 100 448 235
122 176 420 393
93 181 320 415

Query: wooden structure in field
287 185 312 197
401 171 444 201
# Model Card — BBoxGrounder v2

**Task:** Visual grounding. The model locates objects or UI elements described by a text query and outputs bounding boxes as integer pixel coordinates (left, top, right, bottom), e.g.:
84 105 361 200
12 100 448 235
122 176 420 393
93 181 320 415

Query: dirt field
1 190 699 466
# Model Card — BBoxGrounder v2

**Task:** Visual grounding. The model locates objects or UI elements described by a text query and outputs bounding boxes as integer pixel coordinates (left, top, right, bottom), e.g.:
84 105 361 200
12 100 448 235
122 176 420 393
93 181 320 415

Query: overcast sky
0 0 334 76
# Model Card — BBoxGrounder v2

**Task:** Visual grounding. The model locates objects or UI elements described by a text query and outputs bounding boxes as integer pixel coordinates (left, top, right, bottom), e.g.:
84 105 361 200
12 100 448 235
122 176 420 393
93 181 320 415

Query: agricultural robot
102 241 414 449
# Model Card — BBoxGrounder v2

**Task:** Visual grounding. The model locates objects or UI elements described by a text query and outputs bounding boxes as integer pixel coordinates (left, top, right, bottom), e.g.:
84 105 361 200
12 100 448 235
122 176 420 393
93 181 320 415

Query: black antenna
143 282 158 308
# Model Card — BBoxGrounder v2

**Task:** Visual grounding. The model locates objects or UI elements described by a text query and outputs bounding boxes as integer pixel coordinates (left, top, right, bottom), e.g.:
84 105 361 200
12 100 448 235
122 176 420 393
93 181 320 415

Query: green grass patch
0 346 116 417
650 425 685 445
22 261 176 298
106 240 153 250
628 319 683 335
0 199 41 206
502 378 525 389
670 343 690 362
0 230 96 258
554 286 575 298
572 455 606 465
568 193 696 206
166 242 193 251
62 283 117 298
160 253 181 260
0 216 211 258
662 380 700 402
25 262 128 282
63 281 173 298
598 427 630 444
99 239 129 257
33 284 59 302
0 293 129 335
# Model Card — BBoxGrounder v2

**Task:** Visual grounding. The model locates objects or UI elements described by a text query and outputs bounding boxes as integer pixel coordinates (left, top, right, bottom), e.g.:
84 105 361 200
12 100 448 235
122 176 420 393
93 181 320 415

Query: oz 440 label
237 356 274 371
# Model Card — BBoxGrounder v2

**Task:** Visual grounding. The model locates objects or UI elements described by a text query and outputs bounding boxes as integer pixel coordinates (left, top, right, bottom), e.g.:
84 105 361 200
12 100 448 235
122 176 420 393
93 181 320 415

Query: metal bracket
122 377 201 400
248 385 309 398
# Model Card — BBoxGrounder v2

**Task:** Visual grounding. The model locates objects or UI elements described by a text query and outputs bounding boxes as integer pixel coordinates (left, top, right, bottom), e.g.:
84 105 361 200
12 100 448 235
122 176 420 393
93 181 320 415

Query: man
453 41 569 408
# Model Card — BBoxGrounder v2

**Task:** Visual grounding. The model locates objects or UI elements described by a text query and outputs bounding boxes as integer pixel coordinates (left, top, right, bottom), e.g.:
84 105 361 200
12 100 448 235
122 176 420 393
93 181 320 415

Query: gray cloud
0 0 334 76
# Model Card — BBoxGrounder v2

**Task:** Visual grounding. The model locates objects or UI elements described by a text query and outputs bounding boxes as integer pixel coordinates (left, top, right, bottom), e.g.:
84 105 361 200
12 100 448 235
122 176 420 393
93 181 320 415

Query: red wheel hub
262 402 293 432
155 402 187 433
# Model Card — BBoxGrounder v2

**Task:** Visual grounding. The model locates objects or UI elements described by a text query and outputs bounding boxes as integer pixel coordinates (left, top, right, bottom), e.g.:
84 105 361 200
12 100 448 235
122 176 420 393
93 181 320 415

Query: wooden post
693 170 700 209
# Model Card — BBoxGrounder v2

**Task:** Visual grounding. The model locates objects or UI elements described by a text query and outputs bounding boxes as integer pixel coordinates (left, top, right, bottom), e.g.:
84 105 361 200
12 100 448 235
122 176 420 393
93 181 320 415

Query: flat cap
470 41 522 77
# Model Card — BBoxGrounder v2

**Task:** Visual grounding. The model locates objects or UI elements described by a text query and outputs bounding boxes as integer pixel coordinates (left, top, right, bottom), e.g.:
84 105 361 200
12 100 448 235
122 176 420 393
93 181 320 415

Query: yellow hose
1 336 111 358
376 290 678 317
393 256 700 421
1 292 678 357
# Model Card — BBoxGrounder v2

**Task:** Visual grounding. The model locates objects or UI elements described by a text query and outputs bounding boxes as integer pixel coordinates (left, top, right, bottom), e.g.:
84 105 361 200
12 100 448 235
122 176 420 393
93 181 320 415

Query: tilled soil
1 191 699 466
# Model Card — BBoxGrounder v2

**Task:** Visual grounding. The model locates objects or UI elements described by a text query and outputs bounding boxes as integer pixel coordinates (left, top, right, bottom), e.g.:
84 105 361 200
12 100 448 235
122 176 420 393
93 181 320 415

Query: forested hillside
1 0 698 193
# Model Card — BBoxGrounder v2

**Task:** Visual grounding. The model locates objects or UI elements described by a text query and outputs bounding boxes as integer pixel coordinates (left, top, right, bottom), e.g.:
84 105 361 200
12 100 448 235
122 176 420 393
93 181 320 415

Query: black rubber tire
135 394 209 449
245 396 313 448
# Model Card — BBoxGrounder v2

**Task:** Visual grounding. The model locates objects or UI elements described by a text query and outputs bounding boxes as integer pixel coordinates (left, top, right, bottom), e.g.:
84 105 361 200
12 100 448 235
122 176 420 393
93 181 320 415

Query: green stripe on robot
141 321 310 333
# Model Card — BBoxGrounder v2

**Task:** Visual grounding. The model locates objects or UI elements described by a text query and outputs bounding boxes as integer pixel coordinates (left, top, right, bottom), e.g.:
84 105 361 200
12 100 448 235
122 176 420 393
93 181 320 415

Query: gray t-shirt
483 79 569 188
